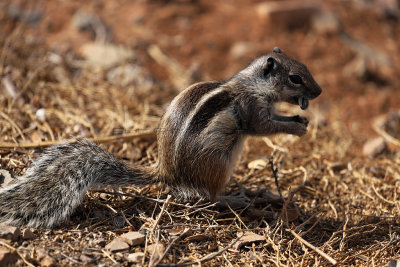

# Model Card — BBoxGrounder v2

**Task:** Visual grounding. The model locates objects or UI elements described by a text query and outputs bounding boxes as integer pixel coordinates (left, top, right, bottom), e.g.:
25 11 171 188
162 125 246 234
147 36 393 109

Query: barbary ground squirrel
0 47 322 228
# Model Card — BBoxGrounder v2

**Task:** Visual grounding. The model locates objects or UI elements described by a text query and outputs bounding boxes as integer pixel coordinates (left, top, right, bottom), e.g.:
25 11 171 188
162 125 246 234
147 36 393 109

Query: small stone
257 1 319 28
48 53 62 64
22 228 36 240
80 43 134 68
35 108 46 122
362 137 386 158
105 238 130 253
0 169 14 187
0 247 18 266
312 11 341 35
1 76 18 99
41 255 56 267
0 224 21 241
121 231 145 246
234 232 266 250
126 252 144 263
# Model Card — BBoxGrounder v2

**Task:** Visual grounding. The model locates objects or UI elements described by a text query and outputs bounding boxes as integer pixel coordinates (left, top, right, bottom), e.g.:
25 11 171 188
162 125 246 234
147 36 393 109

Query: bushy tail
0 140 158 228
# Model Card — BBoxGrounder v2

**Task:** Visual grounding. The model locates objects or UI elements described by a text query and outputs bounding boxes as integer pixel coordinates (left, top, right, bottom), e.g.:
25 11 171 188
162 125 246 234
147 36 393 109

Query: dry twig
288 229 337 265
0 130 156 149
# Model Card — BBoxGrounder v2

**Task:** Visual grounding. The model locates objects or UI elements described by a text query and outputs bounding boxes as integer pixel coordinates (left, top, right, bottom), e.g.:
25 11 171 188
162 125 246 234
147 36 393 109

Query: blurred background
1 0 399 143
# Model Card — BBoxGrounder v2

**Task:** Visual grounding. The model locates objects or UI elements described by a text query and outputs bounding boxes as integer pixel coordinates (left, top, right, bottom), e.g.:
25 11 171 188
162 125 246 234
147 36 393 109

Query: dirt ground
0 0 400 266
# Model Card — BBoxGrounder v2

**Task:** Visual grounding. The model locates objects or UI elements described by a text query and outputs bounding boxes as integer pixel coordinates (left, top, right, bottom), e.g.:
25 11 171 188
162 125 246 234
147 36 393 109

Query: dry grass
1 17 400 267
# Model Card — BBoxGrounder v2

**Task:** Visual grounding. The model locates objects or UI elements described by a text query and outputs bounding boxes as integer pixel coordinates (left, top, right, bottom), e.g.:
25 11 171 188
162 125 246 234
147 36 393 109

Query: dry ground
0 0 400 266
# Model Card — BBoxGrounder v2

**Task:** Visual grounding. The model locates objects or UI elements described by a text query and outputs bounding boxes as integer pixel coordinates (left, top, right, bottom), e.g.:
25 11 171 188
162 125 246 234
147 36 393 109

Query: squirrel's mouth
288 96 309 110
298 97 309 110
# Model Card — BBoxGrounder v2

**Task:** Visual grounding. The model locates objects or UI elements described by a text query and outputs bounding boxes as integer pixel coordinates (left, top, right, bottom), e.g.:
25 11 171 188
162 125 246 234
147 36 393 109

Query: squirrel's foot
215 193 251 209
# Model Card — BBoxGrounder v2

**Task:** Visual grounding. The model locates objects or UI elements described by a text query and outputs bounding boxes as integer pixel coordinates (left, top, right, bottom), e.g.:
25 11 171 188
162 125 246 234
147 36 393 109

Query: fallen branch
0 130 156 149
287 229 337 265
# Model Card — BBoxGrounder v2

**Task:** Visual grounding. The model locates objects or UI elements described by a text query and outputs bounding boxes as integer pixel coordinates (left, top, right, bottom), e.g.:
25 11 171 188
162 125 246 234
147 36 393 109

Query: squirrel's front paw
293 115 309 126
294 122 307 136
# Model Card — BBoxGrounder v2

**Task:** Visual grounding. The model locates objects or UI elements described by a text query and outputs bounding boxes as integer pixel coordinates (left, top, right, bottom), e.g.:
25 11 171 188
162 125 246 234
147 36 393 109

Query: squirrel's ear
264 57 275 76
267 57 274 69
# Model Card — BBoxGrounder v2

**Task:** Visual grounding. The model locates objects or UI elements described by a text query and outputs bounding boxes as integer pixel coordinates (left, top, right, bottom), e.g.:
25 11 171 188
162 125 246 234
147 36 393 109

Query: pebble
362 136 386 158
312 11 341 35
234 232 266 250
126 252 144 263
230 42 254 59
35 108 46 122
105 238 130 253
121 231 145 246
0 224 21 241
22 228 36 240
80 42 134 68
257 1 319 28
41 255 56 267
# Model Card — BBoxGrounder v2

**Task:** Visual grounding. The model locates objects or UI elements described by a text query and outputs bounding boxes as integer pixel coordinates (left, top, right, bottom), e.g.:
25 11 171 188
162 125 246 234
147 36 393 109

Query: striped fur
0 48 322 228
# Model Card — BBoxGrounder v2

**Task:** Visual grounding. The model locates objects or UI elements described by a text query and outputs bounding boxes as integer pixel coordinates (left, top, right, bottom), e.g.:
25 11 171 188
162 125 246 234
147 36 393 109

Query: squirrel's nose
311 84 322 99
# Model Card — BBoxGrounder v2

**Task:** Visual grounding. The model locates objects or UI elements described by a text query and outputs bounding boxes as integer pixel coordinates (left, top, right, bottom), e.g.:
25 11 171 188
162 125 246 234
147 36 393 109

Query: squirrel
0 47 322 228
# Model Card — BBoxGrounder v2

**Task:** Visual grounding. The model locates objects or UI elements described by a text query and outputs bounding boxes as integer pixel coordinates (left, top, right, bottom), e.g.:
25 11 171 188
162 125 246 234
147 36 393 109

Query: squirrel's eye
289 75 303 85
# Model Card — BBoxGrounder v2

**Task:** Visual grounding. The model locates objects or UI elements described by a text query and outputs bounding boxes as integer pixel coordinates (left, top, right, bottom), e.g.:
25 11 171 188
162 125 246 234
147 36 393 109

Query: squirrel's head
238 47 322 110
